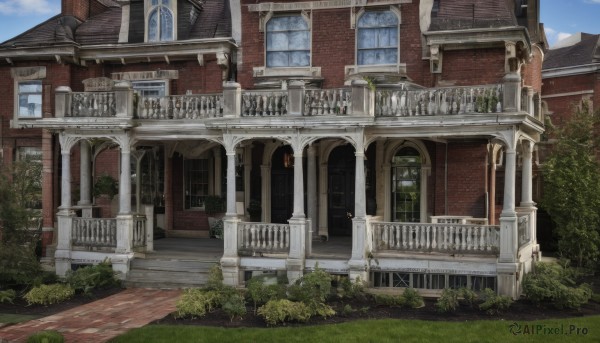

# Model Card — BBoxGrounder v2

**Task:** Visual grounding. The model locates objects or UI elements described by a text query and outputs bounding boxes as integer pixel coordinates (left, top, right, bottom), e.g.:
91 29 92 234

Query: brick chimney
62 0 90 21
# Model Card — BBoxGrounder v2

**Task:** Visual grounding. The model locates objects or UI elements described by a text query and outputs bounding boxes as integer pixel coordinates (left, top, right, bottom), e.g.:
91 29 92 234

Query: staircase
125 255 219 289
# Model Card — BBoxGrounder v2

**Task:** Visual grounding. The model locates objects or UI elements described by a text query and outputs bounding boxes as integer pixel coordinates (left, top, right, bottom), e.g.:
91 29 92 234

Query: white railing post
223 81 241 118
351 79 373 116
288 81 305 116
55 86 72 118
502 72 521 113
114 81 133 118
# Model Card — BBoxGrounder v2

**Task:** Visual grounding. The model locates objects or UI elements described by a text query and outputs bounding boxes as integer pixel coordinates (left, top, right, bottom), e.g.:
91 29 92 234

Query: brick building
0 0 546 298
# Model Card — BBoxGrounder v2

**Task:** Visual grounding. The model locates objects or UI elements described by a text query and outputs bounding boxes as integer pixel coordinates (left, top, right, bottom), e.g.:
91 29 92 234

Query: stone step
127 269 208 285
130 258 218 272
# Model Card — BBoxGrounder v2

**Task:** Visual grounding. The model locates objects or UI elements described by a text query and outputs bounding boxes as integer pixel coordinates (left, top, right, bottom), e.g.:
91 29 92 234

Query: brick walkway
0 288 181 343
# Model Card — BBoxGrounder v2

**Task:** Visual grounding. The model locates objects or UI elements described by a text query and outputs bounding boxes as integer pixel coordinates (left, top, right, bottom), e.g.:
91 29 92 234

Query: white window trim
10 66 46 128
144 0 177 42
131 79 170 97
183 156 210 210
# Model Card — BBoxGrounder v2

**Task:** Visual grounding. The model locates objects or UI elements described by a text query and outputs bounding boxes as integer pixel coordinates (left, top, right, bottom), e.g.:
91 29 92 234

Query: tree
541 101 600 268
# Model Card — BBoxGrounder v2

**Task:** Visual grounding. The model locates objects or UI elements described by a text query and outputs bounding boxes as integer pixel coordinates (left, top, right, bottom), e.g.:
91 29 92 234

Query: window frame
184 158 210 210
265 14 311 68
131 80 170 98
145 0 177 42
356 10 400 66
16 80 43 119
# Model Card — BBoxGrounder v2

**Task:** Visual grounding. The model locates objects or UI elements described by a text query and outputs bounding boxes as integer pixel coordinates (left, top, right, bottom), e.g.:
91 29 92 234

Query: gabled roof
543 34 600 70
430 0 517 31
76 7 122 45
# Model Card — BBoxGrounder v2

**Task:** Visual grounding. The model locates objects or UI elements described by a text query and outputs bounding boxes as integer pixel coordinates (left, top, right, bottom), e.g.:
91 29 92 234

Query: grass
110 316 600 343
0 313 40 324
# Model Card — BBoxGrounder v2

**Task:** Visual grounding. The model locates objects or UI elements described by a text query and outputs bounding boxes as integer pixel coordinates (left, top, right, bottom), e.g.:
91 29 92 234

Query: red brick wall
433 141 488 217
522 46 543 93
62 0 90 21
438 48 506 86
542 73 596 126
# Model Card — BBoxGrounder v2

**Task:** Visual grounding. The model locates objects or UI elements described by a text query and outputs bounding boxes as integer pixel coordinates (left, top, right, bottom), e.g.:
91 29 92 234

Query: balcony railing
304 88 351 116
137 94 223 119
72 218 117 248
241 90 288 117
238 222 290 255
371 222 500 254
69 92 117 117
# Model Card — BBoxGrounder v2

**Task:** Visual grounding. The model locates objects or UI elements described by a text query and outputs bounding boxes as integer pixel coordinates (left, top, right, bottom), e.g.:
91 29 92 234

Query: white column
221 145 241 286
60 150 72 210
287 143 306 284
520 141 534 207
318 162 328 237
56 138 75 277
226 151 237 216
119 149 132 214
354 151 366 219
261 165 271 222
116 137 134 256
79 140 92 206
350 147 370 282
307 145 317 235
292 149 305 218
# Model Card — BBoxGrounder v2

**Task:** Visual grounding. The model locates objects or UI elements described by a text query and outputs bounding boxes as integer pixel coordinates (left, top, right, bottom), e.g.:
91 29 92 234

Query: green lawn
0 313 40 325
110 316 600 343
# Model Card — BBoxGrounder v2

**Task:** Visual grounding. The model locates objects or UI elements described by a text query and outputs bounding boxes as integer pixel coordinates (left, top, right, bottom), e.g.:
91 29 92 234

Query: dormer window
147 0 175 42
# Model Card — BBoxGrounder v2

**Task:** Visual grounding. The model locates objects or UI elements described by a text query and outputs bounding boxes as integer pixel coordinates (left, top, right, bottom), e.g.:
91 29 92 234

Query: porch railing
69 92 117 117
518 213 531 248
375 85 503 117
72 218 117 248
238 222 290 254
132 215 147 248
371 222 500 254
137 94 223 119
304 88 351 116
241 90 288 117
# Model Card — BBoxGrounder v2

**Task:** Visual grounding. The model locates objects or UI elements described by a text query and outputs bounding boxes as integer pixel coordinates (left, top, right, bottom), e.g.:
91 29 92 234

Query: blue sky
0 0 598 48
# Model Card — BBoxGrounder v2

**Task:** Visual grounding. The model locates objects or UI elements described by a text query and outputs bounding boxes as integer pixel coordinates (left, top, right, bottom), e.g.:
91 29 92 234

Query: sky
0 0 598 48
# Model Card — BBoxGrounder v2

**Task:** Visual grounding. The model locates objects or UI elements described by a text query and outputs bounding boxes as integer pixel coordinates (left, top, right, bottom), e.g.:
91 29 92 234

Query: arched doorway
392 147 421 222
271 145 294 224
328 144 355 236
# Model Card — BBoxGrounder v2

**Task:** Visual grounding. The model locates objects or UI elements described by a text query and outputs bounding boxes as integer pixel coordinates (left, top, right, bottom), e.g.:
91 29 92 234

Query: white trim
248 0 411 12
542 64 600 79
144 0 178 43
118 3 130 43
541 90 594 99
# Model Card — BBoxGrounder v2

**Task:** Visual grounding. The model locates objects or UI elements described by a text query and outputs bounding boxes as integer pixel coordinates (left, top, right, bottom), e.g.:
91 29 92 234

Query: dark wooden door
328 145 355 236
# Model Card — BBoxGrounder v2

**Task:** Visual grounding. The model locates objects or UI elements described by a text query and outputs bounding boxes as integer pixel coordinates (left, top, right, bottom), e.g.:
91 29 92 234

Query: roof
543 34 600 70
429 0 517 31
0 0 231 49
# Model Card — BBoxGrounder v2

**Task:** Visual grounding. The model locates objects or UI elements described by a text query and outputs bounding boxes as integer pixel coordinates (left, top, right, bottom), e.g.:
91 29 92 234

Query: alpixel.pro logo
509 322 589 336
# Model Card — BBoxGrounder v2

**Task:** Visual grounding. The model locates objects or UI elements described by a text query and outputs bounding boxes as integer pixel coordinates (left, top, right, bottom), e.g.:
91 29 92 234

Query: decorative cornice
248 0 411 12
424 27 532 56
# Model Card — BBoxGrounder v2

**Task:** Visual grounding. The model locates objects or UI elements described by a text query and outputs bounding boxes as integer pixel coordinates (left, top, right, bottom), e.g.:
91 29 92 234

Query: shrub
373 294 403 307
311 302 336 318
222 293 247 322
65 261 119 295
522 262 592 309
26 330 64 343
246 275 286 313
24 284 75 306
401 288 424 308
0 289 16 304
459 287 477 306
175 289 222 319
257 299 312 326
479 288 513 315
0 243 42 289
436 289 459 313
288 266 332 306
335 276 366 299
341 304 355 316
205 264 224 291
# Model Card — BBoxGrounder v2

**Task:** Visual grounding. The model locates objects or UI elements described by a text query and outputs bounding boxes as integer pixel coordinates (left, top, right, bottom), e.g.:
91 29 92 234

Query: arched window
392 147 421 222
266 15 310 67
148 0 174 42
357 11 398 65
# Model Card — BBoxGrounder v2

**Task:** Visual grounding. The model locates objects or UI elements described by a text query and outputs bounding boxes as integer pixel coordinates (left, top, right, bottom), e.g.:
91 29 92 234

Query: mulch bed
151 297 600 328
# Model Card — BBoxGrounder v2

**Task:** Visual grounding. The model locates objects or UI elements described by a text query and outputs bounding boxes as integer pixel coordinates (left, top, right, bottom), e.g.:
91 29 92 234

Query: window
392 147 421 222
132 80 168 97
266 15 310 67
17 81 42 118
147 0 174 42
357 11 398 65
184 159 209 209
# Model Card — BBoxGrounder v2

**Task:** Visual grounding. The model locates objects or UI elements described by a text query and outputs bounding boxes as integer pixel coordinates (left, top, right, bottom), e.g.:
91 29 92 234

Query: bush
257 299 312 326
373 294 403 307
522 262 592 309
205 264 225 291
222 293 247 322
334 276 366 300
436 289 459 313
0 289 16 304
459 287 477 306
65 261 119 295
0 243 42 289
401 288 424 308
288 266 332 306
246 275 286 313
175 289 222 319
24 284 75 306
479 288 513 315
26 330 64 343
341 304 355 316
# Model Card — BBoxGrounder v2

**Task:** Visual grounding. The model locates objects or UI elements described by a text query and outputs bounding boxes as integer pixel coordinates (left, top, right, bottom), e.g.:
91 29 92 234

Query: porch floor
147 236 353 260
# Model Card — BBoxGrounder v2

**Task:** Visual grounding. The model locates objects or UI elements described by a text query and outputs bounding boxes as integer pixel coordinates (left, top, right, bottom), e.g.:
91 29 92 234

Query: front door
328 145 355 236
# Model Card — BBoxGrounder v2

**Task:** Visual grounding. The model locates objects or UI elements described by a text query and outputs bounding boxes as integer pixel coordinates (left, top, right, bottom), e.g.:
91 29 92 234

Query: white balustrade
304 88 351 116
375 85 503 117
138 94 223 119
241 91 288 116
133 215 147 248
372 222 500 254
238 222 290 253
517 213 530 248
72 218 117 247
69 92 116 117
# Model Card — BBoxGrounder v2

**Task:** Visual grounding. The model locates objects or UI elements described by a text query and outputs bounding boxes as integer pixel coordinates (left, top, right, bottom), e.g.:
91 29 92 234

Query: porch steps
125 257 218 289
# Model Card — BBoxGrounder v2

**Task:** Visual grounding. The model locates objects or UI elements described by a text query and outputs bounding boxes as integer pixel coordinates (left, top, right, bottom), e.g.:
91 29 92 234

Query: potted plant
247 199 262 222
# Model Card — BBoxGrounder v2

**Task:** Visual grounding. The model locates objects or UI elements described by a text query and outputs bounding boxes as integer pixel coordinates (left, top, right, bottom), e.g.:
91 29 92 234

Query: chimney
62 0 90 21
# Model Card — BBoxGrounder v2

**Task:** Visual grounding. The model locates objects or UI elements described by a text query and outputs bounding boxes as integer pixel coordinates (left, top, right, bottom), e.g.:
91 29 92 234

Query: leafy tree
541 101 600 268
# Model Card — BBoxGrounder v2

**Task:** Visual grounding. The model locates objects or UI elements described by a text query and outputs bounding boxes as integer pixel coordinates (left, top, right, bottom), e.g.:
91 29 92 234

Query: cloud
545 26 573 48
0 0 59 16
583 0 600 4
